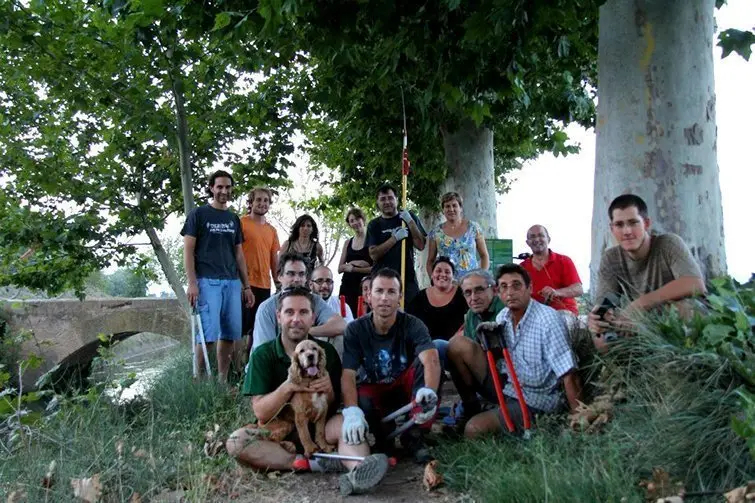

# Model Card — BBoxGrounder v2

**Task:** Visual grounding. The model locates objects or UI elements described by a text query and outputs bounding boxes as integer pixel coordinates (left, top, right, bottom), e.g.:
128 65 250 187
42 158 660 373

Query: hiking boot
339 453 389 496
400 429 434 464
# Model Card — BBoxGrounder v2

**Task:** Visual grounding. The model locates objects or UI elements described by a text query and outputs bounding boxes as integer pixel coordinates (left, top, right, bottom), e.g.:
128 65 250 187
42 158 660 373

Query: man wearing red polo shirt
520 225 583 315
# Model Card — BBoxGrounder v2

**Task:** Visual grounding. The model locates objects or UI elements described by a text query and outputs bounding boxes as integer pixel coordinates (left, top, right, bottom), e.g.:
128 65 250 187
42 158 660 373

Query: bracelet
243 286 251 291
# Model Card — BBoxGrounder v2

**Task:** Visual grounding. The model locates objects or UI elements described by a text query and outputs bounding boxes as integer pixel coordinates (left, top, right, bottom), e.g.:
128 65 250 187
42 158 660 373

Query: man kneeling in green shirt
226 286 388 496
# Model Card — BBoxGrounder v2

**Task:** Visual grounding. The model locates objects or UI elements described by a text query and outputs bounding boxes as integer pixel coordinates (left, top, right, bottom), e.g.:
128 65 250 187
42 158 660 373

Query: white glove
391 226 409 242
413 387 438 425
398 209 413 224
341 406 368 445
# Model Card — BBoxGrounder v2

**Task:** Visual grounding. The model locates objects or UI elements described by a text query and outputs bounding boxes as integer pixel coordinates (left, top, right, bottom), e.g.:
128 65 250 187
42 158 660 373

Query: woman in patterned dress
425 192 490 280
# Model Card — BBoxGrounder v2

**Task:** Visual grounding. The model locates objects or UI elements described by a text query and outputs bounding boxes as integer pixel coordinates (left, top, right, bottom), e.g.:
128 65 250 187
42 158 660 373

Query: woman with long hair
426 191 490 280
279 214 324 272
337 208 373 315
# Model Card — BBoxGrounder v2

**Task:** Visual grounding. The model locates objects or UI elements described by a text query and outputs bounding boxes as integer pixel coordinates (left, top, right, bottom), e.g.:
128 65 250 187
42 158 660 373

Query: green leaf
141 0 164 18
718 28 755 61
735 311 751 333
702 323 733 346
213 12 232 31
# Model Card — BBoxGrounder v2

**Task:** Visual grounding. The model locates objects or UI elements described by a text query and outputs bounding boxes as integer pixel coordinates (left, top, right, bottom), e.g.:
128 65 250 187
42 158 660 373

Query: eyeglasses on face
312 278 334 285
498 281 525 292
462 285 490 298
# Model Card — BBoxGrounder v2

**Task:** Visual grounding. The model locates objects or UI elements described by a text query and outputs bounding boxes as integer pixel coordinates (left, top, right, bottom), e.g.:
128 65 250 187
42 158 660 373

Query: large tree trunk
591 0 726 292
441 121 498 238
143 221 191 318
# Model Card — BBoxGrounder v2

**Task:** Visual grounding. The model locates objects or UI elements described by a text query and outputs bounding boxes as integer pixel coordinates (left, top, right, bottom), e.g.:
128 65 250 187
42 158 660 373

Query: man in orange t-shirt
241 187 281 354
520 225 583 315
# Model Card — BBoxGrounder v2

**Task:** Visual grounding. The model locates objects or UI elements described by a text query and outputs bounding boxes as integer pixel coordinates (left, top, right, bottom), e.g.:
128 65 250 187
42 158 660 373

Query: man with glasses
310 265 354 356
447 264 581 438
520 225 583 315
588 194 706 350
251 253 346 354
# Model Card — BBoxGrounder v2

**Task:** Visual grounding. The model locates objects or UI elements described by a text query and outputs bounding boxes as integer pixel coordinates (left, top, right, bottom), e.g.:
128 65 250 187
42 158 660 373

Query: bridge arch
3 298 189 389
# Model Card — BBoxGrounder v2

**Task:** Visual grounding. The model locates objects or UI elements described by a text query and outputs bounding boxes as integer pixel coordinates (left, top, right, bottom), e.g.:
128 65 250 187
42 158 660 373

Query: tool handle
357 296 365 317
486 351 515 432
502 348 531 431
339 295 347 317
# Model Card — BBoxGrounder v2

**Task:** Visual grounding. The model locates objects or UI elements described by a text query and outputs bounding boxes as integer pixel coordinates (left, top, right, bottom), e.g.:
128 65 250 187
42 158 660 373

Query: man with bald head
520 225 583 315
311 265 354 356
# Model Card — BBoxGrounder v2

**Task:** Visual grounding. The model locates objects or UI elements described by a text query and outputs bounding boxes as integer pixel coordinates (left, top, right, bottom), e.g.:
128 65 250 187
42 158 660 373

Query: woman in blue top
425 192 490 280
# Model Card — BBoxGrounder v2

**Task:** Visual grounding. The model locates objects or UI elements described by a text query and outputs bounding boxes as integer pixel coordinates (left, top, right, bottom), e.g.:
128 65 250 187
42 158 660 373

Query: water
89 332 182 402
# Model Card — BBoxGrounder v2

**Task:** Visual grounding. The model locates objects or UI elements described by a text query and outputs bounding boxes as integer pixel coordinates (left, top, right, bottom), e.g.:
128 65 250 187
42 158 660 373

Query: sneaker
400 429 434 464
339 453 389 496
309 455 346 473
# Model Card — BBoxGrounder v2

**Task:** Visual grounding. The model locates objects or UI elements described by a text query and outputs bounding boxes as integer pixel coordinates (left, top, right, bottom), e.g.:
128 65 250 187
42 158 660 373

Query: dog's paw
318 442 335 453
279 441 297 454
303 442 319 458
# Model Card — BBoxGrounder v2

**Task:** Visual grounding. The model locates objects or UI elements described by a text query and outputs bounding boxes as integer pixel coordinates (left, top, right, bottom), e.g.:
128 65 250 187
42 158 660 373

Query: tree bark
440 121 498 238
171 75 195 217
144 221 191 318
591 0 725 291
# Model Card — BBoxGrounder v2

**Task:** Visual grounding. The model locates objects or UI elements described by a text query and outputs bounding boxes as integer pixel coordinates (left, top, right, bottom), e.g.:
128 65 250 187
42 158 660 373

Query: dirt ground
220 460 471 503
217 381 471 503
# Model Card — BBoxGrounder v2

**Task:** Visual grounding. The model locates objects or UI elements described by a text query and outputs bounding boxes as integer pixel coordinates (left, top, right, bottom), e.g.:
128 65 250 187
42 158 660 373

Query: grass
436 315 755 503
0 350 253 502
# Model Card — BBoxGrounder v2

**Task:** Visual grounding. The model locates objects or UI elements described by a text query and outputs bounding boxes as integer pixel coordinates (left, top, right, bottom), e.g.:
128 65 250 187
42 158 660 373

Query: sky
497 0 754 287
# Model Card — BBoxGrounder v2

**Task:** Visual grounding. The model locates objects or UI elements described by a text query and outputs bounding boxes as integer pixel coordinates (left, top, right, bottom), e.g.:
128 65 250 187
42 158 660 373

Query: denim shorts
196 278 242 343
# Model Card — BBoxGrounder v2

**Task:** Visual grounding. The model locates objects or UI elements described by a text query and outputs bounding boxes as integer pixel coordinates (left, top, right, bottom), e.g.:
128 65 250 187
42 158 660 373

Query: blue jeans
196 278 242 343
433 339 449 371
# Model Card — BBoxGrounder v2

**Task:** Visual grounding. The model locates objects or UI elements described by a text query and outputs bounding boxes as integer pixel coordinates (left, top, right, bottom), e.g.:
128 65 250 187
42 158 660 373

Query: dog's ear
288 354 302 384
316 344 327 376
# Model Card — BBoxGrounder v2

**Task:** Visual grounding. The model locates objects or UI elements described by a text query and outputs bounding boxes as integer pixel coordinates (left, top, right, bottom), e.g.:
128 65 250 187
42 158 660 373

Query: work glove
391 226 409 242
341 406 368 445
413 387 438 425
475 321 504 350
398 209 413 224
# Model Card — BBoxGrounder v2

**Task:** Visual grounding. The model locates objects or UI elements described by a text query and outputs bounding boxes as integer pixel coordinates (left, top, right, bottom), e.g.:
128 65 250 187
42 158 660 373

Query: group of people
182 170 707 496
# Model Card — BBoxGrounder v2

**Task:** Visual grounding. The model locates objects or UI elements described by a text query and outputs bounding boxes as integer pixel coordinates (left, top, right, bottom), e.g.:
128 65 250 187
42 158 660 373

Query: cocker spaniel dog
262 339 335 457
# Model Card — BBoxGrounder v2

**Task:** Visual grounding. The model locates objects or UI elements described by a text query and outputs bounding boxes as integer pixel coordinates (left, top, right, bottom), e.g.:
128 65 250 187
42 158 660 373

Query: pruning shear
381 395 438 440
476 321 531 436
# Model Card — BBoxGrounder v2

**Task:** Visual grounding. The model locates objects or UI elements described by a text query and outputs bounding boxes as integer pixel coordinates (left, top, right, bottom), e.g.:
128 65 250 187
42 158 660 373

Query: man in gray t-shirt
589 194 706 349
250 253 346 354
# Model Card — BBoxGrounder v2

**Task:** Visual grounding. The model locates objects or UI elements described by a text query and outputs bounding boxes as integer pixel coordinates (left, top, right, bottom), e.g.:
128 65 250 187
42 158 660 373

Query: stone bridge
2 298 189 389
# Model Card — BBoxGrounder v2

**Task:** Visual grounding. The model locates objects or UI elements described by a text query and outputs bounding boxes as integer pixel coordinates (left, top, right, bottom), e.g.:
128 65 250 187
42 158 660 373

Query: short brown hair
441 191 463 208
248 187 273 201
345 208 365 224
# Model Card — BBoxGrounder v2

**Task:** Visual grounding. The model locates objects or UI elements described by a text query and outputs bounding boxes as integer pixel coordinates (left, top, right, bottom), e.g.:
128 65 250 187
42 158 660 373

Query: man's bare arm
252 381 304 423
556 282 584 299
309 314 346 337
341 369 359 407
183 235 198 307
418 348 441 392
407 219 425 251
630 276 706 312
369 238 396 262
562 371 582 412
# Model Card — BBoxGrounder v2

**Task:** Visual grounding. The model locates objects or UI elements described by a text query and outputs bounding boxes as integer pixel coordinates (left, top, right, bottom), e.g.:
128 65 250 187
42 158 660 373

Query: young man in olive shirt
589 194 706 351
226 287 388 496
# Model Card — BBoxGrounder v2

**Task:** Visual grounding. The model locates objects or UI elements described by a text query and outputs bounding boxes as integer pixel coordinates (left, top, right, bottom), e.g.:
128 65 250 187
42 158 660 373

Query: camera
595 296 620 342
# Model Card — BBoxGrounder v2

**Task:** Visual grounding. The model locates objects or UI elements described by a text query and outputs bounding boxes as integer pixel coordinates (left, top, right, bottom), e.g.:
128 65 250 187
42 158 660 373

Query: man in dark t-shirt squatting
341 268 442 464
366 183 426 305
181 170 254 382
